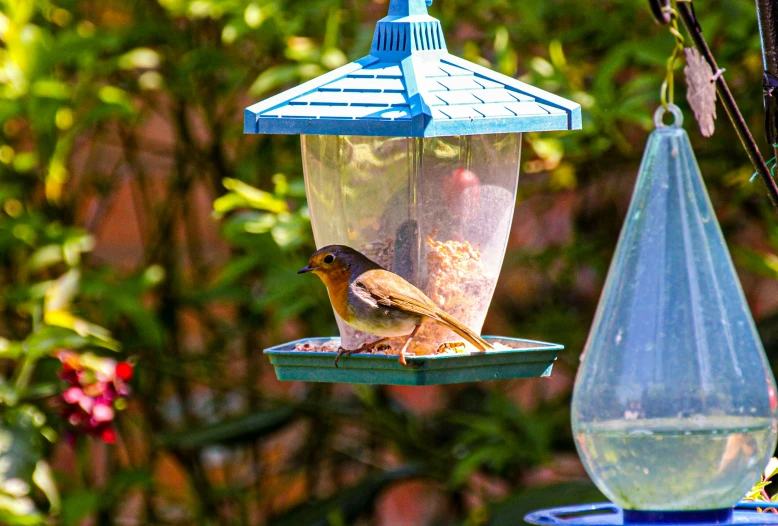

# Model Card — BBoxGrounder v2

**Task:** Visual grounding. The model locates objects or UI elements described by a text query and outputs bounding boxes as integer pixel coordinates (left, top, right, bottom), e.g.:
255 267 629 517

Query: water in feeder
571 105 778 511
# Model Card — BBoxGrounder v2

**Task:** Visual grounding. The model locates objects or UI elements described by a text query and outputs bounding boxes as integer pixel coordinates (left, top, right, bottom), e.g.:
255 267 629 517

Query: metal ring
648 0 671 24
654 104 683 128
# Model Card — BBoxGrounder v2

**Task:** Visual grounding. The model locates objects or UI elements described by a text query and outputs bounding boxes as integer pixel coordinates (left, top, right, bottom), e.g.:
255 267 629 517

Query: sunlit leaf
118 48 160 70
44 269 79 313
97 86 134 114
214 178 288 215
32 461 59 513
30 80 70 99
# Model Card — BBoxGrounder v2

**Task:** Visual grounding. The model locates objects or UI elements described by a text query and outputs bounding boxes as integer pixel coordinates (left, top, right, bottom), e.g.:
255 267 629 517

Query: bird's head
298 245 378 283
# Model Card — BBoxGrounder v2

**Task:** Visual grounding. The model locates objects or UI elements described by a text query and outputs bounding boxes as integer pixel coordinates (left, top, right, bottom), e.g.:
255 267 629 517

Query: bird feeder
246 0 581 385
525 106 778 524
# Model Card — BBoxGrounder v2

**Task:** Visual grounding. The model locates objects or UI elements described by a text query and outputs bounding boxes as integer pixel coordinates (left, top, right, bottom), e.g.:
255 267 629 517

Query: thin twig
676 2 778 210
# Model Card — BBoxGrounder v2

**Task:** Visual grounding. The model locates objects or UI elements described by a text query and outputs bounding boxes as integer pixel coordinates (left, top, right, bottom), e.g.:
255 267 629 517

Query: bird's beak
297 265 314 274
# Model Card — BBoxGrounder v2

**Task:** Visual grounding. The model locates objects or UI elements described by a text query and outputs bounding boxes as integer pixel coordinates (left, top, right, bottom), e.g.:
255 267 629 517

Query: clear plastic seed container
571 106 778 511
301 133 521 354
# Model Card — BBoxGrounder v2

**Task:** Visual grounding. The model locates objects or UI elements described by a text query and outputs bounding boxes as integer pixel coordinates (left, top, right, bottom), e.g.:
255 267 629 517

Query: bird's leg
398 324 422 367
334 337 390 367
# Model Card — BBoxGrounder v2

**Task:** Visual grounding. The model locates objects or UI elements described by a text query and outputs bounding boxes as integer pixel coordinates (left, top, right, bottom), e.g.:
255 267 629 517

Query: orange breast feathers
317 266 355 323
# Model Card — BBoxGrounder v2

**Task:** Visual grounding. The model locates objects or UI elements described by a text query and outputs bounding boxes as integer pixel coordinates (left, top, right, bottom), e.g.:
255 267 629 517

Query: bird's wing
354 270 438 318
355 269 493 351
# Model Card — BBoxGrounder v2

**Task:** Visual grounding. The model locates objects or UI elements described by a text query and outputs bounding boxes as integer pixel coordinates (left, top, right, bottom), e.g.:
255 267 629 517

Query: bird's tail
432 309 493 352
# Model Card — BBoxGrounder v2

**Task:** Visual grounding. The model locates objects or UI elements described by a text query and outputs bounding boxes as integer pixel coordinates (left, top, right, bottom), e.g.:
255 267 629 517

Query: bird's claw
334 345 367 367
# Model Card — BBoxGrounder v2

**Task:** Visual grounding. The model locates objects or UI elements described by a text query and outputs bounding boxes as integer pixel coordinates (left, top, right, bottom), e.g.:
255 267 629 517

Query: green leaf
44 269 80 312
30 80 71 99
0 338 22 360
23 325 119 357
270 213 308 248
60 491 99 526
118 48 161 70
449 447 496 487
0 501 45 525
62 234 94 266
12 152 38 173
158 408 296 450
218 178 288 214
27 245 63 271
288 178 307 198
734 247 778 280
244 213 277 234
249 64 300 97
97 86 135 117
213 253 262 287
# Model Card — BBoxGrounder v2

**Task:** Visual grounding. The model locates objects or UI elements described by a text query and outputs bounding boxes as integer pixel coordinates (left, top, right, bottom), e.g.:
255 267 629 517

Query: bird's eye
323 254 335 264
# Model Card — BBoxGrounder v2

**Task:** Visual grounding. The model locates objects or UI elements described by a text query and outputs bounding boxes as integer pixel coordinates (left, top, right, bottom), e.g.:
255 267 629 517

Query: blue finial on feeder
384 0 433 17
371 0 446 59
244 0 581 137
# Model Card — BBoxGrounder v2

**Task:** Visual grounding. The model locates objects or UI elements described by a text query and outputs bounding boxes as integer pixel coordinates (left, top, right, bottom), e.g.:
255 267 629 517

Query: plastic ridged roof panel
244 0 581 137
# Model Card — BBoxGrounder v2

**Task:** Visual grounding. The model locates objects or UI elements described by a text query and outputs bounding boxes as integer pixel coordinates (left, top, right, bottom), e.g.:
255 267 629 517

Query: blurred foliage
0 0 777 523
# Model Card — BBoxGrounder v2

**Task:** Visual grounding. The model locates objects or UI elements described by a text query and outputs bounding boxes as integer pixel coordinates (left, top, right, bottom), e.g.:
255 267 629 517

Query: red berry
442 169 481 223
115 362 133 381
100 427 116 444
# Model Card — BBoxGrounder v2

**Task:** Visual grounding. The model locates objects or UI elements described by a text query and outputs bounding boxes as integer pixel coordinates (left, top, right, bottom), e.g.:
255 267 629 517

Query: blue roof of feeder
244 0 581 137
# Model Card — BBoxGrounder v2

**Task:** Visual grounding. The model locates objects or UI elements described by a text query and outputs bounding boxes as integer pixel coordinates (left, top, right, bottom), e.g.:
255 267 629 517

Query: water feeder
245 0 581 384
526 105 778 522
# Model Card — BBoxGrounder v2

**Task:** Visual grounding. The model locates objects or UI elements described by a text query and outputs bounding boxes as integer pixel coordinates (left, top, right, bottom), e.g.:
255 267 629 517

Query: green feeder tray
264 336 562 385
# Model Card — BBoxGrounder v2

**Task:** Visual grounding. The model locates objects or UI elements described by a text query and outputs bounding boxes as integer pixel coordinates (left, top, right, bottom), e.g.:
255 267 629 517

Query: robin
298 245 493 367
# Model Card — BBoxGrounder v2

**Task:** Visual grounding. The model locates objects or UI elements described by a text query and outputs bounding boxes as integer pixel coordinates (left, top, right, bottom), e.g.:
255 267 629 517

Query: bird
298 244 493 367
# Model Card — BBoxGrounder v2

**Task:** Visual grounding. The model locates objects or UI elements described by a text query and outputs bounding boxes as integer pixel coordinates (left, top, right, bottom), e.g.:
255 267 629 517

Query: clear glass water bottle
571 105 778 511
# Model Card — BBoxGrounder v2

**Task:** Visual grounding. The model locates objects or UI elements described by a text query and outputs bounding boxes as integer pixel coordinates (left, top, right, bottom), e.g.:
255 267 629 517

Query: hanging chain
659 0 686 110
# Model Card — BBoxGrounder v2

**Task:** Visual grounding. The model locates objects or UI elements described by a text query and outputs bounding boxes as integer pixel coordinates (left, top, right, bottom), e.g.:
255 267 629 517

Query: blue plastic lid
524 502 778 525
244 0 581 137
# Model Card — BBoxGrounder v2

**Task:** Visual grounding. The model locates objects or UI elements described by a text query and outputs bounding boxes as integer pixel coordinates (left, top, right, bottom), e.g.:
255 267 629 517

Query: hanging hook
654 104 684 128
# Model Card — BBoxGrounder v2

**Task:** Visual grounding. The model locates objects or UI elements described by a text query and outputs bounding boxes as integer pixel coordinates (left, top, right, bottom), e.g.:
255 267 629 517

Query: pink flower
78 396 94 413
62 387 83 404
92 403 114 423
56 351 134 445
